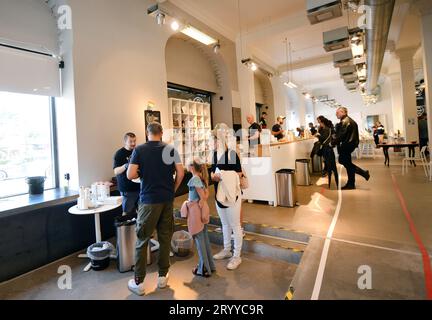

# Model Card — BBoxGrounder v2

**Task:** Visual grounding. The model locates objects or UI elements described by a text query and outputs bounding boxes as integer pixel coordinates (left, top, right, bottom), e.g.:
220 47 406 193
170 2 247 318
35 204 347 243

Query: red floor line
391 174 432 300
320 187 326 195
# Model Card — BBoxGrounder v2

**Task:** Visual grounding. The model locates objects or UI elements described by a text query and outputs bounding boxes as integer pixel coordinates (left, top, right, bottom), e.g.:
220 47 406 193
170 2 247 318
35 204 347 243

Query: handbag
316 131 332 157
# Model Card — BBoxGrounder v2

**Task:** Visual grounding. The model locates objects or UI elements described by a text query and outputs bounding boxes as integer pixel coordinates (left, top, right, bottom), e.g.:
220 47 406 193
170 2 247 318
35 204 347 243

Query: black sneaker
364 170 370 181
342 185 356 190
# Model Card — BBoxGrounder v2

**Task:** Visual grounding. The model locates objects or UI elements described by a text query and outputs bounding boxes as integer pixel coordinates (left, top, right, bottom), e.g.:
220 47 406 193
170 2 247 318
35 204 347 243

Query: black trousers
374 135 379 146
338 147 367 186
420 138 429 155
323 147 338 187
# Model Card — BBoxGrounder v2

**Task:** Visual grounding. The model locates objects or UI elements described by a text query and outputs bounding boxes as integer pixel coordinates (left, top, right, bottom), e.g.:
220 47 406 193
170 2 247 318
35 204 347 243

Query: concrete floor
292 157 432 300
0 244 296 300
1 154 431 300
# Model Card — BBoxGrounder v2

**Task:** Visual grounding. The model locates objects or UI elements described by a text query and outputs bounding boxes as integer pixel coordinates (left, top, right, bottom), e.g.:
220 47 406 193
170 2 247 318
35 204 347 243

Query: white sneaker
213 249 233 260
128 279 145 296
158 273 169 289
227 257 242 270
215 227 222 233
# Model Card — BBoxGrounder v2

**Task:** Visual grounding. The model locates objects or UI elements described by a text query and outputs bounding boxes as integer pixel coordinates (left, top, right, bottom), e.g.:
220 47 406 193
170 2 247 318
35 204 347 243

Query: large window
0 91 57 198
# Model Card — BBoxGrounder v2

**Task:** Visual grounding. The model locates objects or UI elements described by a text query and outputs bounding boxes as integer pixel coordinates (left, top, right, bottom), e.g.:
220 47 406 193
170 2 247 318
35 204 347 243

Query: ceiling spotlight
171 20 180 31
304 93 312 99
156 12 165 26
241 58 259 72
213 42 221 54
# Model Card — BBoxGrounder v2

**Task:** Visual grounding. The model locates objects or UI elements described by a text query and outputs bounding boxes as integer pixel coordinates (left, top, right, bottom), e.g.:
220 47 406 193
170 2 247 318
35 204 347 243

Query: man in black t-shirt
272 116 286 141
309 122 318 136
126 122 184 296
113 132 141 215
246 114 261 155
259 112 268 129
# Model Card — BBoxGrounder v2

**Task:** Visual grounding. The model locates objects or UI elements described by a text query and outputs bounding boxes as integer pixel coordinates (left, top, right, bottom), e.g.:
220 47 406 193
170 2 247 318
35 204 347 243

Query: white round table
69 202 122 271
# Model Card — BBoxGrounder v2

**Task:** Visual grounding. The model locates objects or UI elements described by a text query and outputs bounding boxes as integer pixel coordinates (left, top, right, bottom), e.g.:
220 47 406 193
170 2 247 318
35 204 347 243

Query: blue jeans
193 225 216 275
120 191 140 214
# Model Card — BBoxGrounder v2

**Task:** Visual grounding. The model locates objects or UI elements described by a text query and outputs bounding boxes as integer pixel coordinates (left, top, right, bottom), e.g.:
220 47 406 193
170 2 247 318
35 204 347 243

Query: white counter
241 138 316 207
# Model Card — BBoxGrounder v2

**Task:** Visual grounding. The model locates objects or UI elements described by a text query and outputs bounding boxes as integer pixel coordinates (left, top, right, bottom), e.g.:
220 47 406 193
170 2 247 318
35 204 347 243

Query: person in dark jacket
317 116 338 189
332 107 370 190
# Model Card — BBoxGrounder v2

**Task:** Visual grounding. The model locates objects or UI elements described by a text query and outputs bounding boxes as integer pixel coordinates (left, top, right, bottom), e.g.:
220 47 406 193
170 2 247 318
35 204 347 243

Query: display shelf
169 98 212 165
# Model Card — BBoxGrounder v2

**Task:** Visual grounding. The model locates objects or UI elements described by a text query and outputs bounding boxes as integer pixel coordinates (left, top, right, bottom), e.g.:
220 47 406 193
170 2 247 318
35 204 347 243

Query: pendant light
284 39 297 88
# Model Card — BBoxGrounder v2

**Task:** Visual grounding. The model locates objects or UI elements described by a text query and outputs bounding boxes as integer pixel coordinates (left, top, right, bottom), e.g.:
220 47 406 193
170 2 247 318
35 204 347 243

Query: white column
235 37 256 129
270 76 289 129
396 47 420 143
388 73 405 137
414 0 432 163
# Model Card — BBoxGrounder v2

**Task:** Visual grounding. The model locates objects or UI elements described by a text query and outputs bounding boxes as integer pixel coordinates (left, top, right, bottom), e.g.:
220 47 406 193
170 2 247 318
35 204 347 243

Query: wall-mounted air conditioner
323 27 350 52
339 65 356 77
307 0 343 25
333 50 353 68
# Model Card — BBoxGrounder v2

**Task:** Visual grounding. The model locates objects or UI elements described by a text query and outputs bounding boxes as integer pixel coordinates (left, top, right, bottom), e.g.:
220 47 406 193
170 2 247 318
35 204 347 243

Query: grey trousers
193 225 216 275
134 202 173 282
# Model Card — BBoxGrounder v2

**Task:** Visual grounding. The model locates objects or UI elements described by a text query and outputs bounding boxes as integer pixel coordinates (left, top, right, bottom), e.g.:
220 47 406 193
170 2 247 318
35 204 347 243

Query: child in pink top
180 158 215 277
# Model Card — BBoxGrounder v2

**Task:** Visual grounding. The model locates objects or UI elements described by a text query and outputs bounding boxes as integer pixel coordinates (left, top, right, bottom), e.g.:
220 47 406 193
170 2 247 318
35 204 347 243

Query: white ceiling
169 0 306 40
169 0 425 90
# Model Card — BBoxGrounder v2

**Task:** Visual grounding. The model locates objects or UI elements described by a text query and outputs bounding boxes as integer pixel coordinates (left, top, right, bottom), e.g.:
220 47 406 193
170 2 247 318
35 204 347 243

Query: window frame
0 93 59 199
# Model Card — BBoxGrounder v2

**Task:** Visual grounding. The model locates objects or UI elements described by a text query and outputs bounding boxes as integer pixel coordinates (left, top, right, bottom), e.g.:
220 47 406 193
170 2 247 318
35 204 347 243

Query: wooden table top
377 143 419 148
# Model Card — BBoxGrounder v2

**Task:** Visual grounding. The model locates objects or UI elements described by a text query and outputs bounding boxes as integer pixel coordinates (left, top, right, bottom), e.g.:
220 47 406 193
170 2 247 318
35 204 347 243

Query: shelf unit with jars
169 98 212 165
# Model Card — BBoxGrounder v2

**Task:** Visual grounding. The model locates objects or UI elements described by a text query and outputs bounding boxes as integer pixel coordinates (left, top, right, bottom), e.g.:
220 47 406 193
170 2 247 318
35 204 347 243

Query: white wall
66 0 172 186
254 75 265 105
313 77 396 134
165 36 237 128
254 72 275 125
270 77 289 131
166 37 218 93
59 0 241 187
55 0 79 190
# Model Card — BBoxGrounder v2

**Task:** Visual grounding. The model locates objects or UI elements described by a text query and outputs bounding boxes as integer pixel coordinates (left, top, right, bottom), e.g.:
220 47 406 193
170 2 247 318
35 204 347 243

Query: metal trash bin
275 169 297 207
312 154 323 173
115 214 152 273
296 159 311 186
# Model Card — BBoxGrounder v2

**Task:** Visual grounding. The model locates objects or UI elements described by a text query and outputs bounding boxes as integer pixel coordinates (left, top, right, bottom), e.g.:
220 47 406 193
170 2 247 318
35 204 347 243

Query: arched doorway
165 35 234 128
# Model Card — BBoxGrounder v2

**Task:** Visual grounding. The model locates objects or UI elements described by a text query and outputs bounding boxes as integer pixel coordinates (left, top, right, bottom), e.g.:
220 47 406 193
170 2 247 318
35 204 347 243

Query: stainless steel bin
295 159 311 186
275 169 297 207
115 214 152 273
312 154 323 173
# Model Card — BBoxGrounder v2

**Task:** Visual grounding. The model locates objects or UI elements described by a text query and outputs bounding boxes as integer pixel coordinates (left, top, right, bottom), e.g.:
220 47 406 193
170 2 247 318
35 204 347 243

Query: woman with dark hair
317 116 339 189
